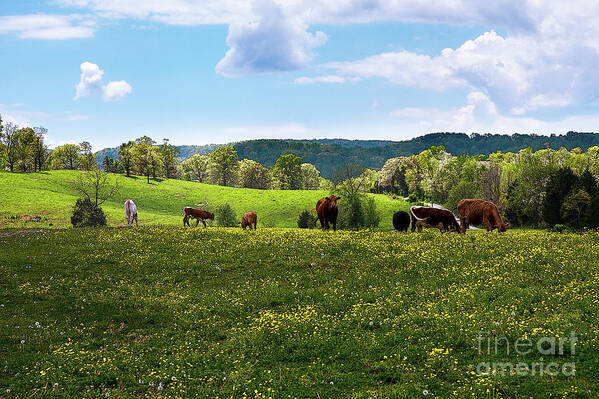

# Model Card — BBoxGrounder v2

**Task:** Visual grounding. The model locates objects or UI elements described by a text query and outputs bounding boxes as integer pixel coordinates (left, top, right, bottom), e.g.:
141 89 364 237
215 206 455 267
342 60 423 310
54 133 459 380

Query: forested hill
232 132 599 177
95 132 599 178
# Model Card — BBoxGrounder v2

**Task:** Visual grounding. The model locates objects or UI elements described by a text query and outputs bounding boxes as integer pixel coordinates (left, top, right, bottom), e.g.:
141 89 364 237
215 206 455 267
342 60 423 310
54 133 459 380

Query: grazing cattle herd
124 195 508 234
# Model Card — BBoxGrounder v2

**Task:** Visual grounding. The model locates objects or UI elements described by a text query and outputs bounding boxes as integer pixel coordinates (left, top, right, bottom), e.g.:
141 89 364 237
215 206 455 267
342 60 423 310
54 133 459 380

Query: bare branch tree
76 169 119 207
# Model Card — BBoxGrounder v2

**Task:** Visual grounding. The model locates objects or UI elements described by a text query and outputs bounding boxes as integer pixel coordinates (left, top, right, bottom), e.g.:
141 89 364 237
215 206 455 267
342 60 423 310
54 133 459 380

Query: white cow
124 199 138 227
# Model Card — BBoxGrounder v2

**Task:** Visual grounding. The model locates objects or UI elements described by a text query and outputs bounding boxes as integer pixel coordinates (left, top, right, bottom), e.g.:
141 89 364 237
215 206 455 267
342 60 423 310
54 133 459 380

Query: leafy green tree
236 159 272 189
542 168 577 226
15 127 36 172
209 146 239 186
51 144 80 170
0 120 19 172
301 163 321 190
132 136 159 183
78 141 96 171
32 127 49 172
181 153 210 181
561 188 591 228
273 153 303 189
118 141 134 177
159 138 180 179
102 156 122 173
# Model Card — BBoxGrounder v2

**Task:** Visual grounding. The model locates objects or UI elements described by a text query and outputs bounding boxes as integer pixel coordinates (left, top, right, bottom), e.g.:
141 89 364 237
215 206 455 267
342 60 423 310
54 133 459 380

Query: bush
215 203 237 227
407 193 419 203
551 224 570 233
363 197 381 228
297 209 314 229
71 198 107 227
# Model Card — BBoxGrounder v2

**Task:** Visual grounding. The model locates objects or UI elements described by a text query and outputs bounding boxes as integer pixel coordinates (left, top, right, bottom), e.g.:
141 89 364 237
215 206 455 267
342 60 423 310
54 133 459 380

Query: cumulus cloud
74 62 132 102
102 81 133 102
0 14 95 39
326 28 599 115
388 91 599 135
293 75 360 84
215 0 327 77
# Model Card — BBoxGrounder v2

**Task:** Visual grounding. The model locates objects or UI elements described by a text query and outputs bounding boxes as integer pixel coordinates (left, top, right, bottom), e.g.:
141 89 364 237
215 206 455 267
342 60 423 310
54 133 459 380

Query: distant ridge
95 132 599 178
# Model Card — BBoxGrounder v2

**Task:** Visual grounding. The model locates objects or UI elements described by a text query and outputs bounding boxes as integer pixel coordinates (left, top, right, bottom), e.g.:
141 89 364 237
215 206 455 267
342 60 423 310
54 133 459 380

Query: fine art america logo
476 331 577 376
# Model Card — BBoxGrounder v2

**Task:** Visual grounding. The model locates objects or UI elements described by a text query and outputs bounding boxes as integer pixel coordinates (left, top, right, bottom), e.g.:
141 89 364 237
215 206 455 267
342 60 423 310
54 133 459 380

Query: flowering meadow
1 228 598 398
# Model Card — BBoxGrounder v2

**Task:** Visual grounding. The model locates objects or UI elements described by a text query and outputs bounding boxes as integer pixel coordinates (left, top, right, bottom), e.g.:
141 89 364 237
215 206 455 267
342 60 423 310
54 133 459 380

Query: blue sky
2 1 599 150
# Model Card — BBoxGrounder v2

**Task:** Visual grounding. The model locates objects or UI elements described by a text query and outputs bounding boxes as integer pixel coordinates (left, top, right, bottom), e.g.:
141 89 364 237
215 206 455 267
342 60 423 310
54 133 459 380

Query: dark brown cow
314 195 341 231
410 206 460 233
240 212 257 230
457 199 507 234
183 206 214 228
393 210 410 232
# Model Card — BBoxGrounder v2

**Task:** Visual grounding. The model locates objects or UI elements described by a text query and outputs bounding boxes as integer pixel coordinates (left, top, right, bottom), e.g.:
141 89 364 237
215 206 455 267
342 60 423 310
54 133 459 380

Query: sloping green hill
0 171 408 230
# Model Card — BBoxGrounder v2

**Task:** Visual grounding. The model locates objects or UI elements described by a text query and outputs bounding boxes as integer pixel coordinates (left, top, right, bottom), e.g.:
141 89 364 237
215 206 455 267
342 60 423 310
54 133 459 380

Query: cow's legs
253 221 257 230
411 214 417 232
332 219 337 231
460 218 469 234
483 216 493 231
134 214 138 227
201 219 207 228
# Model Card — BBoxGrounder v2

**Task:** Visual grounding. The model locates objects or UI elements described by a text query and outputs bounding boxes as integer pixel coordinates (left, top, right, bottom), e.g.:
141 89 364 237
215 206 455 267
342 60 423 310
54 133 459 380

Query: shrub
339 196 365 230
551 224 570 233
363 197 381 228
71 198 107 227
297 209 314 229
215 203 237 227
407 193 419 203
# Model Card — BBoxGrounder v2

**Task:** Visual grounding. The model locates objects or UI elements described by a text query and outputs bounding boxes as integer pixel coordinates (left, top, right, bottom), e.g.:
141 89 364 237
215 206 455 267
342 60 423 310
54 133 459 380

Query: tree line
3 116 599 229
375 145 599 229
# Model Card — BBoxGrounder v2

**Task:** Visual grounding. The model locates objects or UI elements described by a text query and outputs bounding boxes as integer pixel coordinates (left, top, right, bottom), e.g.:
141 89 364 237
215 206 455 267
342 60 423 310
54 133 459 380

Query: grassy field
0 171 408 230
0 227 597 398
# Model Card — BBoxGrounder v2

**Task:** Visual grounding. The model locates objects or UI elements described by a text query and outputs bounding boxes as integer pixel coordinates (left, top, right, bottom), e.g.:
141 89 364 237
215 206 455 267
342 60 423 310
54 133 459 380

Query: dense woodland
2 113 599 229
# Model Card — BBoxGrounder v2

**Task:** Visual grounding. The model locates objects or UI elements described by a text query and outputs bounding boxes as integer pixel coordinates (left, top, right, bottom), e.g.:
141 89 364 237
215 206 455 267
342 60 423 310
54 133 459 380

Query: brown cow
183 206 214 228
240 212 257 230
457 199 508 234
410 206 460 233
314 195 341 231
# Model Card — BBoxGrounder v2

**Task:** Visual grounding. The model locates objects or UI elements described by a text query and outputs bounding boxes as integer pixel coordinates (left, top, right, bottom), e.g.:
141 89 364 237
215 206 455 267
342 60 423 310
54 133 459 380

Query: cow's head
206 212 215 221
447 213 461 233
328 195 340 207
497 222 508 232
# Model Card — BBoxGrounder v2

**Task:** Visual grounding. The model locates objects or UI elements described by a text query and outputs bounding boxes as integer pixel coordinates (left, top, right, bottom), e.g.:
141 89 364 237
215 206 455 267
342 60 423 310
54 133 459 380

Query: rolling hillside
94 132 599 178
0 170 409 230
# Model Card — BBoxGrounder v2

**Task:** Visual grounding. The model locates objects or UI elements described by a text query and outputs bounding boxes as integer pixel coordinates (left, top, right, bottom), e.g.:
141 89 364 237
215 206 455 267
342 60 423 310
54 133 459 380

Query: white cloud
0 103 52 128
74 62 132 102
388 91 599 135
0 14 95 39
293 75 360 84
102 81 133 102
326 27 599 114
74 62 104 100
215 0 327 77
